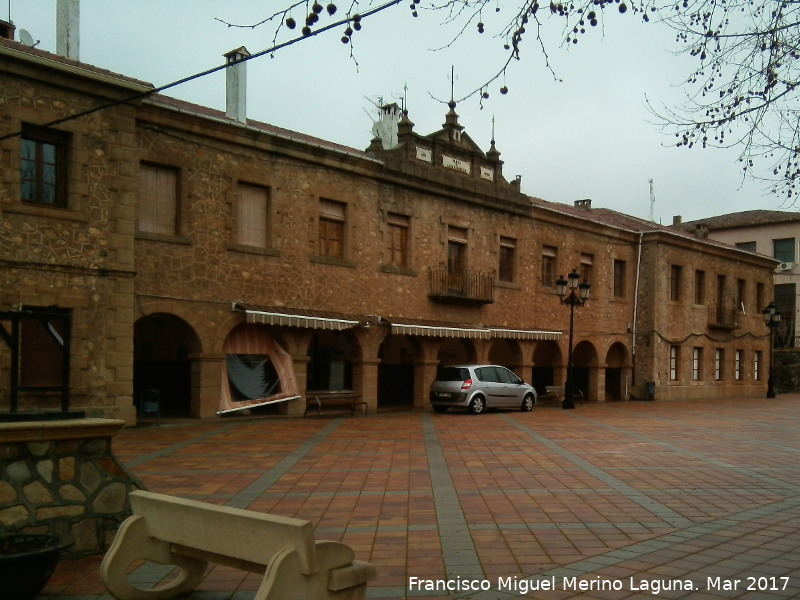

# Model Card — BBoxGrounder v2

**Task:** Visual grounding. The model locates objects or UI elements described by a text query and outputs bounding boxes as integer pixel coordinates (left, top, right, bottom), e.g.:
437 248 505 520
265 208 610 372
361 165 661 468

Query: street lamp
762 302 781 398
556 268 591 410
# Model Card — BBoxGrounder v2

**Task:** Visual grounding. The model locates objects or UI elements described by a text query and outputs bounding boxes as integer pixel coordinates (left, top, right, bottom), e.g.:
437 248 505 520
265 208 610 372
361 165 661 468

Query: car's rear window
436 367 469 381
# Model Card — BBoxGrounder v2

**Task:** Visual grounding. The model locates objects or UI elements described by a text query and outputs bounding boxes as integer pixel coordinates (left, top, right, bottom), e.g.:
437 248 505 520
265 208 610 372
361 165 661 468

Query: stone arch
378 335 419 409
307 330 363 392
531 340 563 395
436 338 477 365
572 340 599 401
488 338 523 370
134 313 201 418
604 341 631 400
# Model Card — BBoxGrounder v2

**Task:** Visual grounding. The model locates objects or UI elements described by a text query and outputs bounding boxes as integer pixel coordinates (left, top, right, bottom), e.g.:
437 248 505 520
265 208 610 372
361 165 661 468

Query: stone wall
0 419 142 556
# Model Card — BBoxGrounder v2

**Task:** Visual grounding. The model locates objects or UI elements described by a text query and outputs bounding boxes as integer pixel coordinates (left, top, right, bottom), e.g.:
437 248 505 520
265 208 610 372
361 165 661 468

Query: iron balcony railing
428 266 494 304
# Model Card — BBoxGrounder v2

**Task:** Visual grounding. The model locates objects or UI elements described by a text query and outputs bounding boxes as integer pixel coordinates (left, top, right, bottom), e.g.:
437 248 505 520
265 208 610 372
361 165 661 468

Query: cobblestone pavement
41 395 800 599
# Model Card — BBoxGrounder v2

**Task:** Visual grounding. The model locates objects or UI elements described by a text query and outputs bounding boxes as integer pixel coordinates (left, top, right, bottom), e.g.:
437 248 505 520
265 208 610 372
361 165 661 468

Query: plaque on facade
416 146 433 162
442 155 471 174
480 166 494 181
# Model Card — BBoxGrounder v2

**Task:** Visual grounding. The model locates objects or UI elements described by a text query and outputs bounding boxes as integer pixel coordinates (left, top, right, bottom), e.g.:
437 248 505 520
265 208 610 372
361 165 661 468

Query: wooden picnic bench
543 385 584 405
101 490 375 600
304 390 367 417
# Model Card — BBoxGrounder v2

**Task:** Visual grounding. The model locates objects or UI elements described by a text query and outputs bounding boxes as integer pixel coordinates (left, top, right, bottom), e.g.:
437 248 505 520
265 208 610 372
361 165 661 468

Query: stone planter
0 533 65 600
0 419 143 555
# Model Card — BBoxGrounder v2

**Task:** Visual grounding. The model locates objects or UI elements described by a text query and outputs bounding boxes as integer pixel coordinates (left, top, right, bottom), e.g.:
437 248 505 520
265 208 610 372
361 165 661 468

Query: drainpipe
632 231 643 394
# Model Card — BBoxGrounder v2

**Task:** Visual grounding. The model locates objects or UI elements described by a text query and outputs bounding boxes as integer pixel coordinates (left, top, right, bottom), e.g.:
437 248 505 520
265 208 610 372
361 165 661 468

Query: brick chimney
56 0 79 60
0 19 16 41
224 46 250 124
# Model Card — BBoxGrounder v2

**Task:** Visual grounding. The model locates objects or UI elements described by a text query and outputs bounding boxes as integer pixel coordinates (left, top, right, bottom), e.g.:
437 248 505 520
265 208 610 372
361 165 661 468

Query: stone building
676 210 800 347
0 25 776 422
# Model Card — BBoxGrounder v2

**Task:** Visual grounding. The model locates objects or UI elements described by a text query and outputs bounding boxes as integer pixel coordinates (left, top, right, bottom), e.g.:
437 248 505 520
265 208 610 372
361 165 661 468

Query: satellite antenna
19 29 39 46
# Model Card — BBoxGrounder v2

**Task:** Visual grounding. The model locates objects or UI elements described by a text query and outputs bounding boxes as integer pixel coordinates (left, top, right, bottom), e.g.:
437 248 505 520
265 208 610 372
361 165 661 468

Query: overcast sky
8 0 792 223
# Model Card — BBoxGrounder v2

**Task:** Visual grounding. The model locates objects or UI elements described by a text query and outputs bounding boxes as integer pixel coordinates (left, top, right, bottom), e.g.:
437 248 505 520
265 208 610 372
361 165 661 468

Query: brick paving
40 395 800 599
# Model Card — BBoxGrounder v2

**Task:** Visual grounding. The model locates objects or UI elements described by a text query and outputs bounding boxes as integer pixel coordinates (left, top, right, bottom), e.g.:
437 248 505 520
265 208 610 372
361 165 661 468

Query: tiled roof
677 209 800 231
0 36 153 89
145 94 370 159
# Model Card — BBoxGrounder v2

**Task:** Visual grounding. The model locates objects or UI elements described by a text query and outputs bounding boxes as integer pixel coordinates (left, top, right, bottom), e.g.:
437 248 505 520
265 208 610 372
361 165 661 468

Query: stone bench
101 490 375 600
543 385 584 405
304 391 367 417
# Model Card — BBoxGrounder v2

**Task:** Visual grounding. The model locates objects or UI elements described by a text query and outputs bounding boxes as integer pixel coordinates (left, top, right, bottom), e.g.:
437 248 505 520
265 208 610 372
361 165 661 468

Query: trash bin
645 381 655 401
140 389 161 423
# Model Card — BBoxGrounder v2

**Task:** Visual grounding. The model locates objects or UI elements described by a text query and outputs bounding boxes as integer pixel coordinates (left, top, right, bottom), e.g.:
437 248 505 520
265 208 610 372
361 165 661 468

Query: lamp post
556 268 591 410
762 302 781 398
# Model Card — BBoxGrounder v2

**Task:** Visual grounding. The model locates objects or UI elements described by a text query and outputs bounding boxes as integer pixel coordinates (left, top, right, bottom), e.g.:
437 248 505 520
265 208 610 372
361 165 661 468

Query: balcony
708 305 740 330
428 267 494 304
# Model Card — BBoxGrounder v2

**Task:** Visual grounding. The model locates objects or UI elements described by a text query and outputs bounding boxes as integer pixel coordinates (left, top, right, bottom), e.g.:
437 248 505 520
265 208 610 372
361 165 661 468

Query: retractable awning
388 320 492 339
233 303 361 331
488 328 562 341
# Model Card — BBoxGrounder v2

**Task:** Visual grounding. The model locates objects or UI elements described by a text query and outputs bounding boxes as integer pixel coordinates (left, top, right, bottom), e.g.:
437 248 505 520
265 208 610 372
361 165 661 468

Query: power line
0 0 402 142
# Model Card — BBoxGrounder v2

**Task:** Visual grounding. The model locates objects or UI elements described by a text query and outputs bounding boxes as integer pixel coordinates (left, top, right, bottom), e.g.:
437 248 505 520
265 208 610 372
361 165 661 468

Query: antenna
648 178 655 222
19 29 38 46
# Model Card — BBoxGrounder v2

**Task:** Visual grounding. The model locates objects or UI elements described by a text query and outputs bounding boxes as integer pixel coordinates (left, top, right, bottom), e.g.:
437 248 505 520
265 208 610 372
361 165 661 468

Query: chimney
673 215 683 226
56 0 79 60
224 46 250 124
0 19 16 41
574 199 592 209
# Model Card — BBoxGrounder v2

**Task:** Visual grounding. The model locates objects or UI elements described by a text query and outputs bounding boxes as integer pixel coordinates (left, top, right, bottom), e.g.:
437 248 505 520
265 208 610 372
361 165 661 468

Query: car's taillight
461 379 473 390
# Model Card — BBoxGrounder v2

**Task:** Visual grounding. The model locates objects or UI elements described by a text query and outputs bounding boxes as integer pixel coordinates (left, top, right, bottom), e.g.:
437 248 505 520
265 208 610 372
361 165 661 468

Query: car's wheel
432 405 448 413
521 394 534 412
469 395 486 414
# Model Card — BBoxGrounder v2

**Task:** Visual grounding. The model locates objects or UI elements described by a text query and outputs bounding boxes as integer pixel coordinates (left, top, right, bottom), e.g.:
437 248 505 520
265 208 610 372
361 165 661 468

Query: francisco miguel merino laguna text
408 575 710 595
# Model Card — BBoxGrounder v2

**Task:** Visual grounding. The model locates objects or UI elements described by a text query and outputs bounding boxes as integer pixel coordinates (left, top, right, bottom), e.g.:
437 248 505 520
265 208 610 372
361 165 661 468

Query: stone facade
0 34 777 423
0 419 141 555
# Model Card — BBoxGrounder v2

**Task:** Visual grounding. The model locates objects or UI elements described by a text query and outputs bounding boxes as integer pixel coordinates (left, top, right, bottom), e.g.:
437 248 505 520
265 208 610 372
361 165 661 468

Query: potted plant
0 533 65 600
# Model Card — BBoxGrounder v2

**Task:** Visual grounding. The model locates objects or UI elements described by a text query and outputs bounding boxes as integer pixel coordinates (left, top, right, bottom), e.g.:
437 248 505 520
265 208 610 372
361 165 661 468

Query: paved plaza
41 395 800 599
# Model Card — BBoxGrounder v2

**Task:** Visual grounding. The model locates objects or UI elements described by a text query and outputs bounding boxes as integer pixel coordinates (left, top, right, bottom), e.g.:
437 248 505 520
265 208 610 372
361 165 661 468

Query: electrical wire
0 0 402 142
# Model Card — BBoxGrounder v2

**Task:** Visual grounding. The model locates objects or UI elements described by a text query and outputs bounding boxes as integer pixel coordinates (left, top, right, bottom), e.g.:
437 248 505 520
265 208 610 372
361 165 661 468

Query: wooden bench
101 490 375 600
543 385 584 405
304 390 367 417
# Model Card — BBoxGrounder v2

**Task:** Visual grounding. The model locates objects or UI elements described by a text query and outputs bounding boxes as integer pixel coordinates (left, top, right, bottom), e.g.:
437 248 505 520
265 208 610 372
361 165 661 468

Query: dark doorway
134 314 198 418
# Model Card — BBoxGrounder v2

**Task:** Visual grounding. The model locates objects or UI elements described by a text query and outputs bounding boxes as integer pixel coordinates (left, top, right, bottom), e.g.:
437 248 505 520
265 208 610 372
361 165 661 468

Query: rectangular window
735 350 744 381
499 236 516 282
613 260 626 298
736 241 757 252
387 213 410 268
447 226 468 273
670 265 683 301
774 238 796 263
692 347 703 381
714 349 724 381
319 199 346 258
20 126 69 208
694 270 706 305
669 346 680 381
19 308 70 388
736 278 746 312
754 351 761 381
580 254 593 287
139 163 179 235
542 246 557 287
236 183 270 248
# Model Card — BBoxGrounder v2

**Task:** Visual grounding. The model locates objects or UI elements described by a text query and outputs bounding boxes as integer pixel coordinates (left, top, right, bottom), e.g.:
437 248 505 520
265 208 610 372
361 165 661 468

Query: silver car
429 364 537 414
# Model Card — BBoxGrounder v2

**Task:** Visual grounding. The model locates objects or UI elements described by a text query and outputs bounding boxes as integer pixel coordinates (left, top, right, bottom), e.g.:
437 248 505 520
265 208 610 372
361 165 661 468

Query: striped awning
234 303 361 331
488 328 562 341
389 321 492 339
